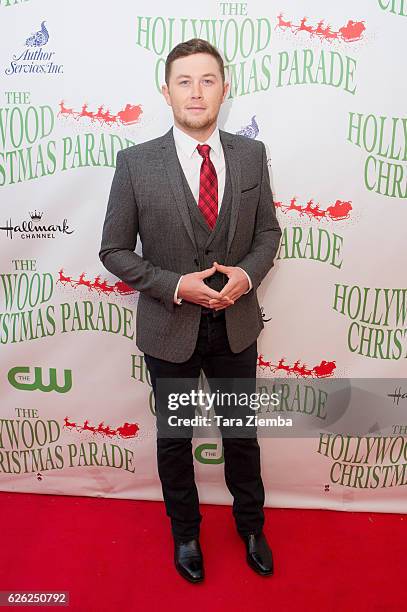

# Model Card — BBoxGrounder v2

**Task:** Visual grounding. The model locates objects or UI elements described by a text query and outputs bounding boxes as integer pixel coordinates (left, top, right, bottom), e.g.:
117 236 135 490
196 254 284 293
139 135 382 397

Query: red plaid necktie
196 144 218 229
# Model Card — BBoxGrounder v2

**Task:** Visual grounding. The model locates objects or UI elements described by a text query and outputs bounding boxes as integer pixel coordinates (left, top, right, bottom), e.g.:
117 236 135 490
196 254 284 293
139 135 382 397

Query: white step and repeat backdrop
1 0 406 513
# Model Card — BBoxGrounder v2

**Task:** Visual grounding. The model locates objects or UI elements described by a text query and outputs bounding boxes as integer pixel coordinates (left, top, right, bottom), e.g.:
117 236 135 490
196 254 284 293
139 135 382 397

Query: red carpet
0 492 404 612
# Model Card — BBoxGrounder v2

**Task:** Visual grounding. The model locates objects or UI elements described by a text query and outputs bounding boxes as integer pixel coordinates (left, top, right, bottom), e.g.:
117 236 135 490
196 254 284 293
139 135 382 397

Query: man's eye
203 80 213 85
180 80 189 85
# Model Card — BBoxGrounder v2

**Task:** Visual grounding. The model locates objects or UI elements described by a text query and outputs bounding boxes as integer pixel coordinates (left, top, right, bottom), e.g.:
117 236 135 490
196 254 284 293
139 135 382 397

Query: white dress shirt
171 124 252 304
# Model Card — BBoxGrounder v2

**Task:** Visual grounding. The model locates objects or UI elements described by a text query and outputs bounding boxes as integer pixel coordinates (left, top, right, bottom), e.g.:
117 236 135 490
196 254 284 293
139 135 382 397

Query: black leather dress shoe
174 538 204 583
240 532 274 576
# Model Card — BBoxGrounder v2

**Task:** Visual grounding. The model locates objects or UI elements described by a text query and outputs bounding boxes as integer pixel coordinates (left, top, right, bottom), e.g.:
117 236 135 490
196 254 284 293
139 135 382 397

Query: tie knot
197 144 211 159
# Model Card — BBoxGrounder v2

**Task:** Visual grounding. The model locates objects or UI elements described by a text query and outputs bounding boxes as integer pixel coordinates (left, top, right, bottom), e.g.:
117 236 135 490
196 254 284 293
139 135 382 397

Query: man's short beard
178 113 215 131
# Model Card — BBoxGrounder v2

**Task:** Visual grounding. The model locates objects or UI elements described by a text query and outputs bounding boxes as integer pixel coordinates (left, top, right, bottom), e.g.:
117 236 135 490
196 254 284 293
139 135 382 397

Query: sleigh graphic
116 104 143 125
57 270 137 296
257 355 336 378
58 101 143 127
274 197 352 221
275 14 366 43
338 20 366 42
64 417 140 439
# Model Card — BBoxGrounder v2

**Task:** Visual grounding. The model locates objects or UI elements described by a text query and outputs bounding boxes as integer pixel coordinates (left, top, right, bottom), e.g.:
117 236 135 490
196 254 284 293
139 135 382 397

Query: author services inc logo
5 20 64 76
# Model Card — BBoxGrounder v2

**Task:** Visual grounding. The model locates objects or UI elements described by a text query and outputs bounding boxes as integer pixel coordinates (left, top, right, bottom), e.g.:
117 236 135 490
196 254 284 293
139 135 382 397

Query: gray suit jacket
99 126 281 363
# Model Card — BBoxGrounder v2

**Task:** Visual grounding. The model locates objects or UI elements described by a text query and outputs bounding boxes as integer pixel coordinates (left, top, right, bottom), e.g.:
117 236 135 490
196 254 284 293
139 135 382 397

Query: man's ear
162 84 172 107
222 81 230 102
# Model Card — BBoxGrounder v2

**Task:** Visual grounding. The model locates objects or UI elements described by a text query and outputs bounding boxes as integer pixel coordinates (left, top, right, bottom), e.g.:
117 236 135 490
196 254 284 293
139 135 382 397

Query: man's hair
165 38 225 86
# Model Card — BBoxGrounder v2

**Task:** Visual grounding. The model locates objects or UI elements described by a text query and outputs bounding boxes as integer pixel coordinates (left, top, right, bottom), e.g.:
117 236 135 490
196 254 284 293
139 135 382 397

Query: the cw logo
194 443 224 464
8 366 72 393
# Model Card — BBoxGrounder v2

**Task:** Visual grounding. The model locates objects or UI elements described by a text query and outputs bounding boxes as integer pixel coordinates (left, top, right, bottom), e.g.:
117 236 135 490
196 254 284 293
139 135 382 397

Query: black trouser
144 310 265 542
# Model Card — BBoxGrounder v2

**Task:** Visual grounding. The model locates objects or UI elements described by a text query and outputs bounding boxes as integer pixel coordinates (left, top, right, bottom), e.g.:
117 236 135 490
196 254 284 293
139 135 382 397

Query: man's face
162 53 229 132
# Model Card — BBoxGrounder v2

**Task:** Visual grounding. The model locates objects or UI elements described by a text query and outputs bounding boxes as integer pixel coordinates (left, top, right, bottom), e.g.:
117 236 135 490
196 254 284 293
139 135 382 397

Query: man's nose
191 81 203 98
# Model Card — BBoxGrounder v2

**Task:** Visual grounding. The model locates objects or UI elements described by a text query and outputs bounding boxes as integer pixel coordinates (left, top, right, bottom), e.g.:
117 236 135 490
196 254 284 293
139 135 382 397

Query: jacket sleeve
235 142 282 291
99 150 181 313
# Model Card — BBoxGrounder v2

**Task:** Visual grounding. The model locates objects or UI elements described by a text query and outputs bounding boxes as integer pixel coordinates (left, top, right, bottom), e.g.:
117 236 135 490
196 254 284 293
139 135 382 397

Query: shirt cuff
237 267 252 294
174 275 183 304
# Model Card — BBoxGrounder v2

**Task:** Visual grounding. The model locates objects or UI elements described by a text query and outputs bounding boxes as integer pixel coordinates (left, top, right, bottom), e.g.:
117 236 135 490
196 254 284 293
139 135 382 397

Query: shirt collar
173 124 222 159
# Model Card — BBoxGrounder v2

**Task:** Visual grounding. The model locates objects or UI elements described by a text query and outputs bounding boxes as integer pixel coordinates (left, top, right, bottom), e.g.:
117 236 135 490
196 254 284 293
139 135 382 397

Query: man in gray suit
99 38 281 583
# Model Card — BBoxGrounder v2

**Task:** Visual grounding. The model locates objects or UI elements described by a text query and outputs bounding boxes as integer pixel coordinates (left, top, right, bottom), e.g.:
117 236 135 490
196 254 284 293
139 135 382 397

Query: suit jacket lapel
160 127 198 255
219 129 241 258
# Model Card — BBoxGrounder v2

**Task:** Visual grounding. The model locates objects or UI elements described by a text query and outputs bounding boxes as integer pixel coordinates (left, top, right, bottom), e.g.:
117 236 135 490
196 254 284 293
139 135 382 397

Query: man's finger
199 265 217 279
209 292 234 302
204 286 231 300
214 304 230 311
209 299 234 308
218 279 237 297
213 261 230 274
209 292 234 304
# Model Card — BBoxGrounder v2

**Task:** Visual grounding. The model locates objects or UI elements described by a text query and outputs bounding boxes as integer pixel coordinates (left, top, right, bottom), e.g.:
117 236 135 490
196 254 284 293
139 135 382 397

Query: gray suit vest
177 150 232 294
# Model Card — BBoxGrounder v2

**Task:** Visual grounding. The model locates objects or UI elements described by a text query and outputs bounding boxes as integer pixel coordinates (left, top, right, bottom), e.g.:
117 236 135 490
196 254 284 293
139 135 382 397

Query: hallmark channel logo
5 20 64 75
0 210 74 240
387 386 407 406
